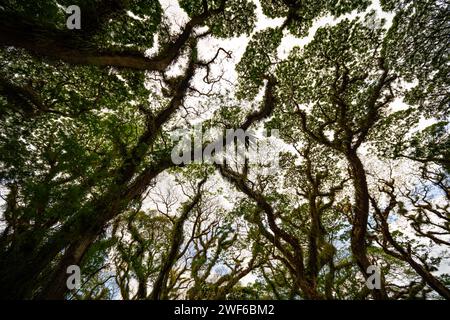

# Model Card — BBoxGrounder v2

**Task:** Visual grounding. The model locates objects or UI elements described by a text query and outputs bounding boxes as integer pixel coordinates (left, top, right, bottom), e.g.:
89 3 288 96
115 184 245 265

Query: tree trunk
346 150 387 300
38 234 97 299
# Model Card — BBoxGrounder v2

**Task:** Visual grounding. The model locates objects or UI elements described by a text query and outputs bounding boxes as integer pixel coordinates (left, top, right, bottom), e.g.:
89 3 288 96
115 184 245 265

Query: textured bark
346 150 387 300
0 49 198 299
38 234 97 300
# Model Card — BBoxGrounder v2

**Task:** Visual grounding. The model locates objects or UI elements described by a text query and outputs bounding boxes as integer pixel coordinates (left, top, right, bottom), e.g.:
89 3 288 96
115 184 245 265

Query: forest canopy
0 0 449 300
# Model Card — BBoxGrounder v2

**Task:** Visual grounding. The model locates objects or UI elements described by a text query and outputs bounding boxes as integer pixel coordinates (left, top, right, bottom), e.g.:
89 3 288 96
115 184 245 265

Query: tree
0 0 448 300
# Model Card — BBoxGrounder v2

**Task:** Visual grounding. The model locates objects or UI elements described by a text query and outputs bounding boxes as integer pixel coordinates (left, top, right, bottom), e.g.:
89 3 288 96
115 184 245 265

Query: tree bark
150 179 206 300
37 234 97 300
